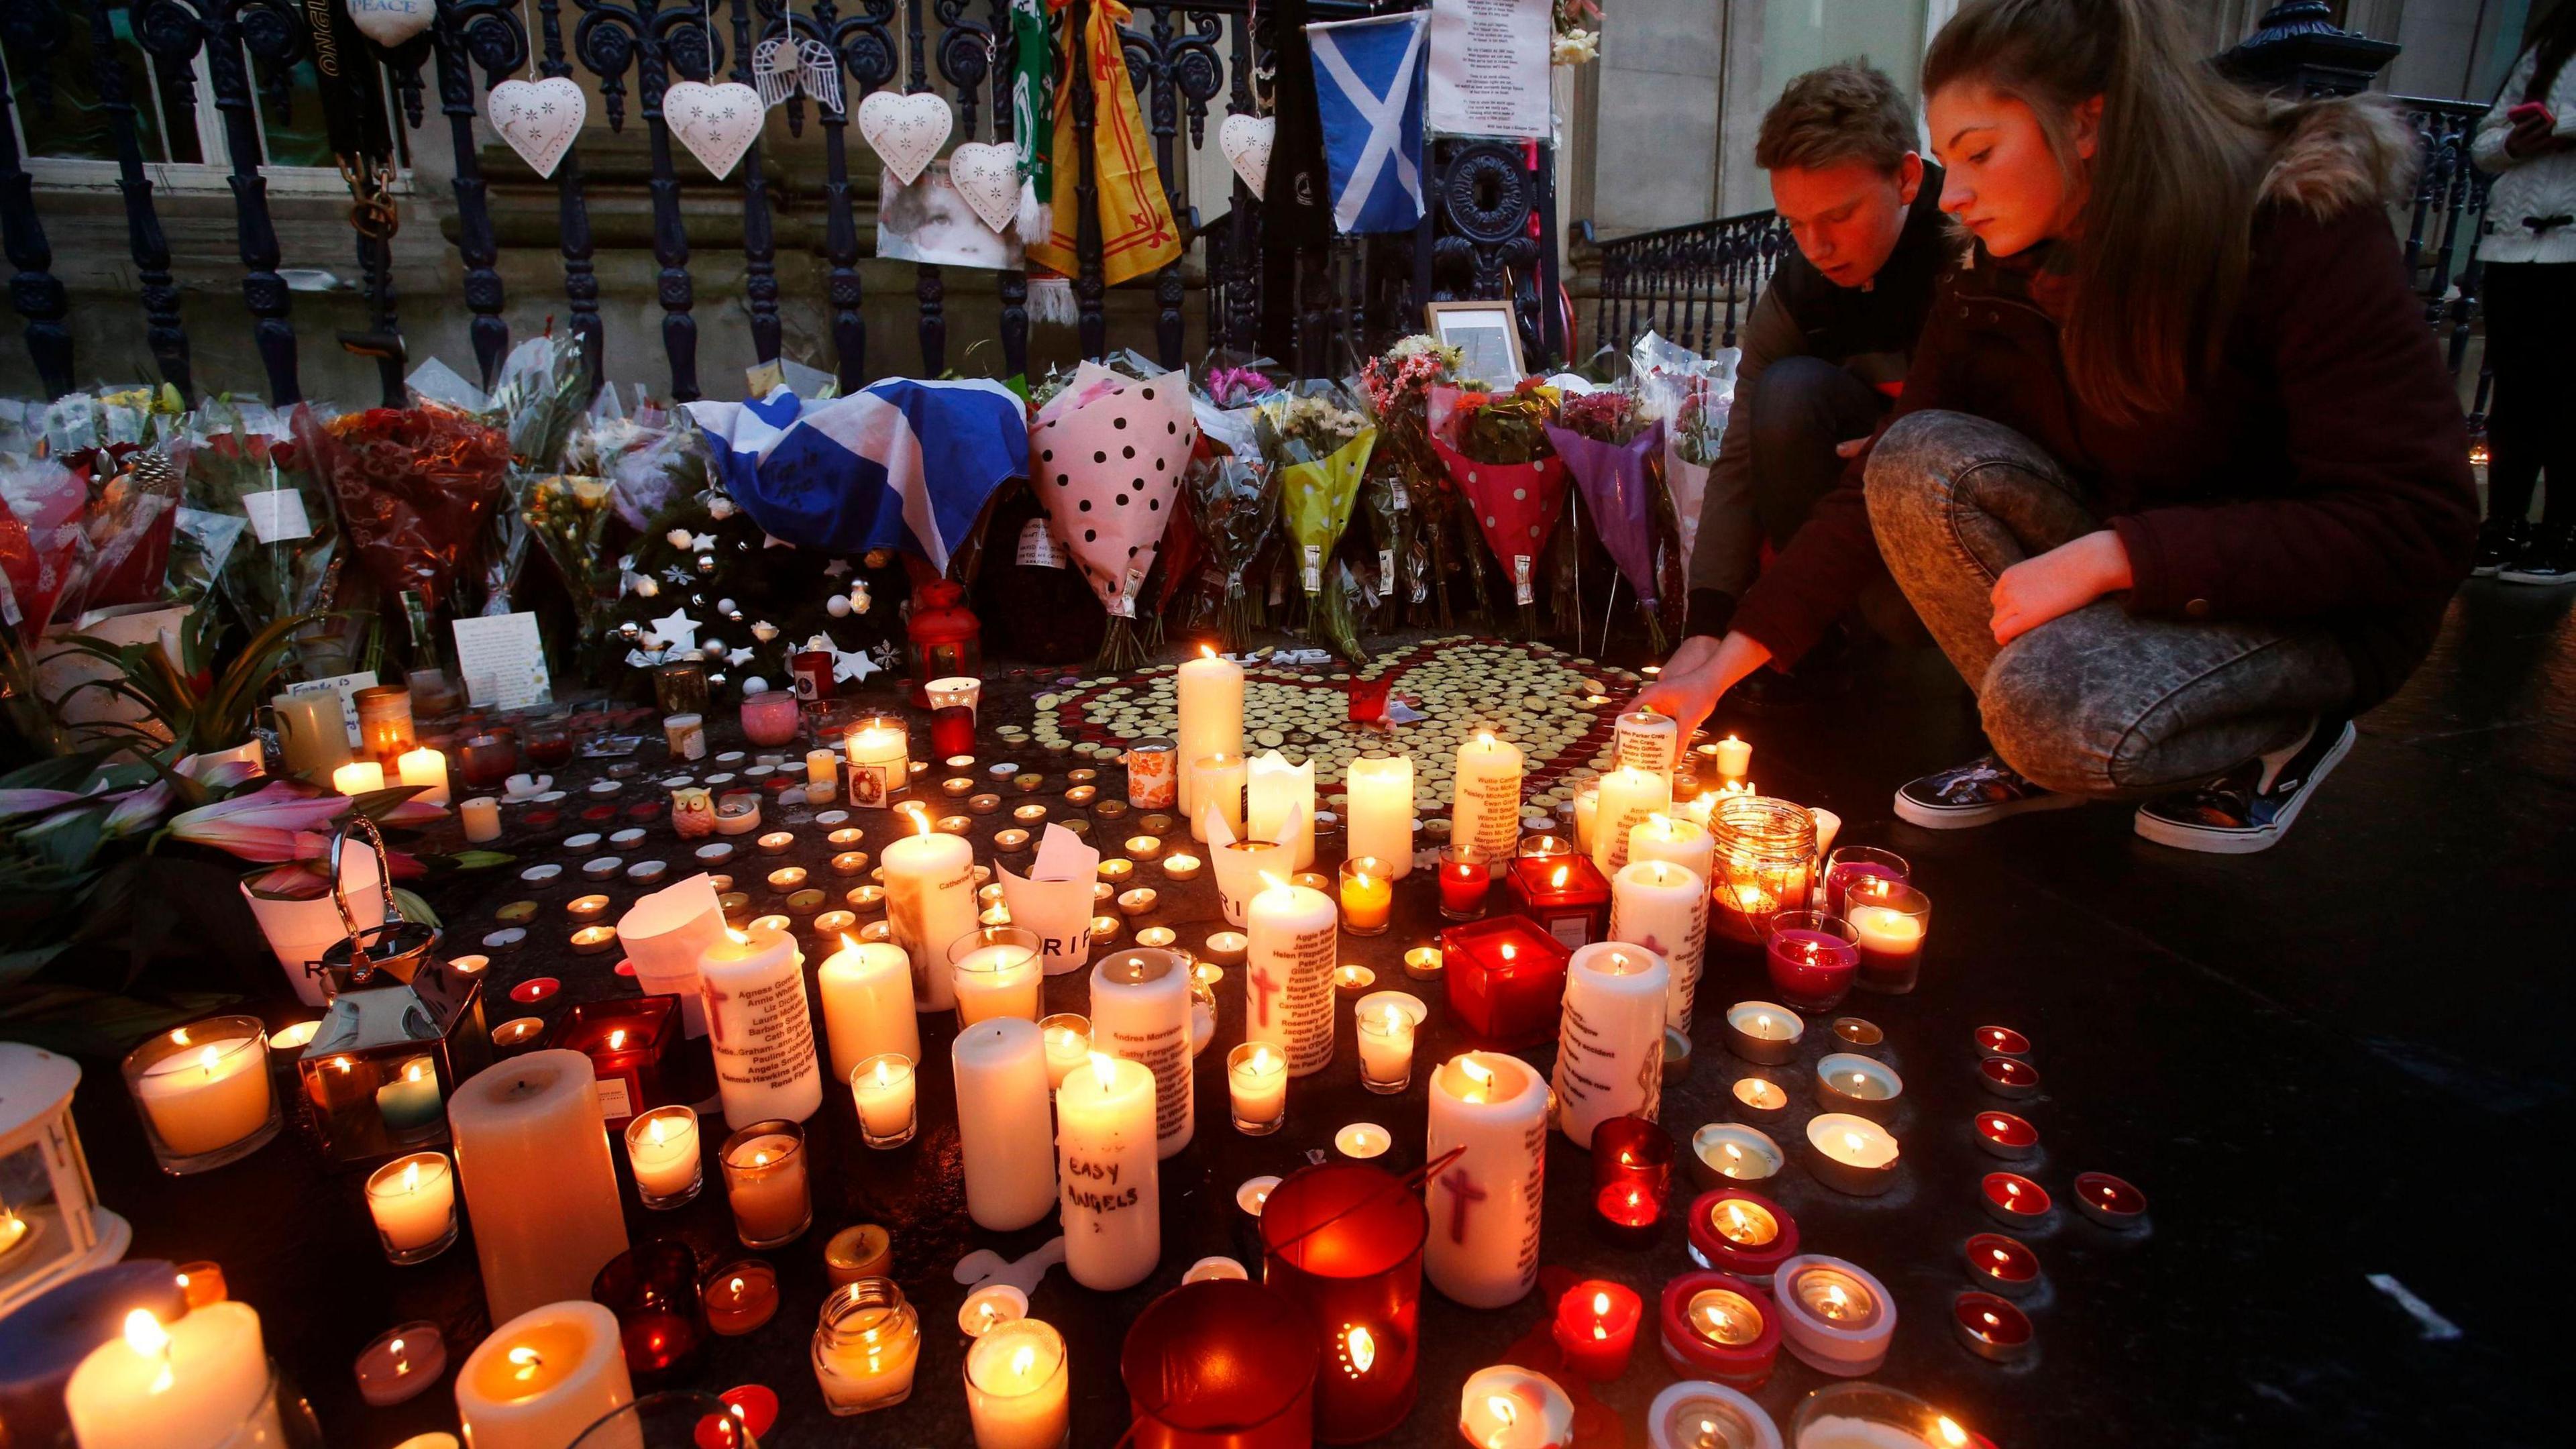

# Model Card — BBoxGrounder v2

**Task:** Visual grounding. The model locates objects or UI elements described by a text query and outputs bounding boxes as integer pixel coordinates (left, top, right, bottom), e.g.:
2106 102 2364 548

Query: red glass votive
1684 1189 1799 1283
1962 1233 2041 1298
791 649 835 701
1821 845 1907 915
457 731 520 790
1762 912 1859 1012
1974 1111 2039 1161
1978 1056 2042 1101
1657 1271 1781 1390
592 1239 708 1373
1974 1025 2030 1057
1440 915 1574 1049
525 727 576 769
1951 1291 2035 1364
2073 1172 2149 1231
1122 1277 1318 1449
1436 845 1493 921
1501 853 1611 950
930 706 977 759
1258 1163 1426 1443
1980 1173 2053 1228
1591 1115 1674 1231
545 994 683 1122
1551 1279 1644 1381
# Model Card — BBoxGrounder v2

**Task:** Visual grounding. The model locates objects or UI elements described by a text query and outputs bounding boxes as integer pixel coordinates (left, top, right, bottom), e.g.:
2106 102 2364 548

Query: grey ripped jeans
1864 411 2356 798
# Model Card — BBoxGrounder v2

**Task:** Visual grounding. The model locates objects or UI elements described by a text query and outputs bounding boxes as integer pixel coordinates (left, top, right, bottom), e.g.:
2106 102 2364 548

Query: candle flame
875 1059 896 1088
1201 644 1217 659
1459 1056 1495 1103
906 804 934 838
1938 1418 1969 1447
649 1118 667 1147
727 928 750 945
402 1161 420 1193
1010 1345 1036 1377
1592 1289 1611 1316
731 1276 746 1295
840 932 859 955
1851 1072 1867 1086
1823 1285 1849 1317
1258 871 1289 893
172 1028 190 1046
507 1344 543 1381
390 1338 408 1370
407 1061 427 1083
1844 1132 1864 1152
197 1046 220 1073
1252 1045 1277 1072
1344 1325 1376 1373
1648 812 1671 833
123 1309 170 1358
1489 1396 1519 1431
608 1030 627 1051
1383 1005 1403 1031
1477 731 1495 747
1088 1051 1117 1090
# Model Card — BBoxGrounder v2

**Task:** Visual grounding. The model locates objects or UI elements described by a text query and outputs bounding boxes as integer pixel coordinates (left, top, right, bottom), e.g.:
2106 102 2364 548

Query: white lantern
0 1043 131 1318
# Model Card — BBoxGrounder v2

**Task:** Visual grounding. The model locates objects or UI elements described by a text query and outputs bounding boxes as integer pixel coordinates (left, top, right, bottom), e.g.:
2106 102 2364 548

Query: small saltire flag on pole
683 378 1028 571
1307 11 1430 235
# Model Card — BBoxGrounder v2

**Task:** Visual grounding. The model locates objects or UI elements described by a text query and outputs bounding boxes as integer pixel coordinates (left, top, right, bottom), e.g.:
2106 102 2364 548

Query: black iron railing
1587 207 1791 362
2387 94 2496 425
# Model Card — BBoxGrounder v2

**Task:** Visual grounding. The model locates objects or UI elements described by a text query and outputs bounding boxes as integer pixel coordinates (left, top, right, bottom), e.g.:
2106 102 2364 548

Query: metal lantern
295 820 492 1166
0 1042 131 1320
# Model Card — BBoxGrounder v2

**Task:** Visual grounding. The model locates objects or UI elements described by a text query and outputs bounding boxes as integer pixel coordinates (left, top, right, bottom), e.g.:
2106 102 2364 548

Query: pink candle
1762 918 1859 1012
740 690 801 747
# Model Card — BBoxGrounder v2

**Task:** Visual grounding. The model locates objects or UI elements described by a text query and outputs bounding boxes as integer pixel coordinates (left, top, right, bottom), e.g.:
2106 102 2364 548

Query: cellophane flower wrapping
1030 360 1199 670
171 409 343 669
1548 389 1673 651
1358 335 1462 623
0 455 90 643
1183 453 1279 653
1255 382 1377 661
1631 330 1737 569
1429 380 1567 631
294 403 513 614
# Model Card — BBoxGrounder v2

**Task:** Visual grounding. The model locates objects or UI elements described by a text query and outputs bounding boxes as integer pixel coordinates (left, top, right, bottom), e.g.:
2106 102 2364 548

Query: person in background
2470 0 2576 584
1640 0 2475 854
1678 62 1950 659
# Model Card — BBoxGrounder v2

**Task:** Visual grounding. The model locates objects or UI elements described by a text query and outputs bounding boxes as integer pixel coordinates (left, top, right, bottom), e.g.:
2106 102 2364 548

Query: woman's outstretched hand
1631 632 1774 739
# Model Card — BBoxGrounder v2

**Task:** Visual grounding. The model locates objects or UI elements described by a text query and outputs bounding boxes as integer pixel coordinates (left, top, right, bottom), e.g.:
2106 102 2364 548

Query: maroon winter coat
1728 99 2477 709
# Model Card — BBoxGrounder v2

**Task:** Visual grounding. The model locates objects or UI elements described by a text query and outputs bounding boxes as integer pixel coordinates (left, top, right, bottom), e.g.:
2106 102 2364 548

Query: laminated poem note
452 612 555 711
1427 0 1550 140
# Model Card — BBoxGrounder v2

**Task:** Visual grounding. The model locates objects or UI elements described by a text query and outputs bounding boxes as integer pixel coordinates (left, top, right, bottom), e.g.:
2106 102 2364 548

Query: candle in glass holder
963 1318 1069 1449
949 927 1044 1028
1821 846 1908 915
123 1018 278 1173
1224 1040 1291 1135
702 1260 780 1336
851 1054 918 1148
1773 1255 1896 1377
720 1120 812 1248
1338 857 1393 935
1590 1114 1674 1232
814 1279 922 1415
366 1152 459 1264
623 1107 702 1208
1436 845 1493 920
1553 1280 1644 1381
1843 879 1929 994
1763 912 1860 1012
1502 851 1612 950
844 718 910 808
1356 1002 1415 1093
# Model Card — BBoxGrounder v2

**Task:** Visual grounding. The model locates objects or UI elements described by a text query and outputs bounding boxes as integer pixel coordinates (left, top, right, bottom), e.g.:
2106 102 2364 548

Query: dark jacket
1727 99 2477 709
1685 166 1950 628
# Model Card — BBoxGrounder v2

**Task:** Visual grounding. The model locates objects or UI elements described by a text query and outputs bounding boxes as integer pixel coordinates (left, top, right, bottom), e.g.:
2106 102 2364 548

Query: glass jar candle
740 690 802 748
720 1120 812 1249
1338 857 1393 936
590 1240 708 1373
926 676 982 759
1258 1163 1426 1442
1762 911 1859 1012
1708 796 1817 944
1821 845 1909 916
1435 845 1491 920
814 1279 921 1415
949 926 1044 1028
353 684 416 761
653 663 710 717
121 1015 280 1175
1841 879 1931 995
364 1152 460 1265
455 731 519 791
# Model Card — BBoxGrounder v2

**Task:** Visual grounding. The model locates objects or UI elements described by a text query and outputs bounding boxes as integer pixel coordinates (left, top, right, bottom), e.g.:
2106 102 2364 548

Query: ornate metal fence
1585 208 1790 362
0 0 1562 406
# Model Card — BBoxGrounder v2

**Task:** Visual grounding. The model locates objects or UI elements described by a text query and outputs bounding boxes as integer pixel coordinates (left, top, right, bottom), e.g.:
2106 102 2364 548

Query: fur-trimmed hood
2260 95 2420 217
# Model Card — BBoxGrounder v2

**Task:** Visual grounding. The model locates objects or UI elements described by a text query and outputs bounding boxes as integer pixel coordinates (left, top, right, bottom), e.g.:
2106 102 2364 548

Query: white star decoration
690 533 718 552
645 608 702 657
822 557 852 579
764 533 795 549
836 645 879 683
726 645 755 667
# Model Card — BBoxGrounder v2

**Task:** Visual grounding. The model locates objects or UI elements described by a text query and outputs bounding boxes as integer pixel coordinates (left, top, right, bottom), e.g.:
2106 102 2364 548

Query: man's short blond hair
1754 62 1917 174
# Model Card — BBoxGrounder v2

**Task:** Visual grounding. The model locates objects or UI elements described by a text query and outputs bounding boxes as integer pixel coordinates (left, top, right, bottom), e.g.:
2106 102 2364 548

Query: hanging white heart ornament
947 142 1022 233
347 0 437 48
857 90 953 188
487 76 586 179
665 79 765 180
1219 113 1275 201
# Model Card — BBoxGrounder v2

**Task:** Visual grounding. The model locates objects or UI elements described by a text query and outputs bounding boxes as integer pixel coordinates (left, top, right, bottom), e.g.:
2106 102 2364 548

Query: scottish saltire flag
1307 11 1429 235
684 378 1027 570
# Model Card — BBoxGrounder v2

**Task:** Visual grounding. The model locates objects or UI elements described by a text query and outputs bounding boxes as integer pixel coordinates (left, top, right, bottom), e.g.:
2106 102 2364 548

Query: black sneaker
1894 753 2087 829
2499 523 2576 586
2133 717 2355 855
2473 519 2530 577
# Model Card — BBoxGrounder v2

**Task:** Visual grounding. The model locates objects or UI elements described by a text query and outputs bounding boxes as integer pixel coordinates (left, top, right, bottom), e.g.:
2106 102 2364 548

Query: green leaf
390 888 441 929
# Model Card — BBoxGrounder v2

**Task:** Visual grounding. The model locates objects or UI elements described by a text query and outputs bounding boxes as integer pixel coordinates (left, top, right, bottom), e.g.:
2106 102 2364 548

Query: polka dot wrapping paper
1029 364 1199 619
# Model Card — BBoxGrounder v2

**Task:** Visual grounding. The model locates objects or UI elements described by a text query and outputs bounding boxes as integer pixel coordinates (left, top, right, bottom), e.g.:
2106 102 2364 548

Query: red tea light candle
1552 1280 1644 1381
1805 1114 1900 1197
1978 1056 2041 1101
1657 1273 1781 1391
1501 851 1612 949
1336 963 1377 993
719 1384 780 1441
1841 878 1929 994
1981 1172 2053 1228
1722 1002 1804 1066
1951 1292 2035 1364
1688 1123 1786 1193
702 1260 780 1336
354 1321 447 1406
1338 857 1394 936
1762 912 1859 1012
1975 1024 2031 1057
1730 1077 1789 1126
1159 851 1202 880
1813 1054 1903 1122
1974 1111 2039 1161
1458 1366 1574 1449
1436 845 1493 920
1685 1188 1799 1282
1963 1233 2042 1299
1591 1114 1674 1231
1773 1255 1896 1377
2073 1172 2149 1231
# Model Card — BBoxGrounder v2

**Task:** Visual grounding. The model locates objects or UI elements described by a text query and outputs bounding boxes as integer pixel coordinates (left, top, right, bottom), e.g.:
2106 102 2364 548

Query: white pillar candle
1591 767 1672 876
1613 849 1709 1034
844 718 910 808
365 1151 458 1254
1090 948 1195 1159
459 796 501 843
131 1028 272 1157
396 747 450 807
1711 734 1752 781
447 1050 631 1325
453 1301 633 1449
817 936 921 1079
623 1106 701 1200
333 759 386 796
1246 751 1316 871
1549 942 1671 1148
66 1302 276 1449
1175 647 1244 819
1426 1052 1549 1308
951 1018 1058 1230
1613 708 1680 781
883 814 977 1010
1055 1053 1160 1291
1452 733 1524 864
851 1054 918 1140
1188 753 1247 841
1345 755 1415 878
964 1319 1070 1449
806 748 841 789
1210 836 1287 928
696 924 824 1128
619 873 729 1038
1245 876 1337 1077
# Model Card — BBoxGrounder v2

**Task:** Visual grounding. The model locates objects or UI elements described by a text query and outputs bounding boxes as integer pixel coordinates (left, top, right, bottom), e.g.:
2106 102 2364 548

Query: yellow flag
1024 0 1185 288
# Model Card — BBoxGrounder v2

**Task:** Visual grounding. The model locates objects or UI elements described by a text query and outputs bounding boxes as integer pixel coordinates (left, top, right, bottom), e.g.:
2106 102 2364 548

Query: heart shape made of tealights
1028 639 1638 810
947 141 1023 233
486 75 586 178
663 78 765 179
1218 112 1275 201
857 89 953 188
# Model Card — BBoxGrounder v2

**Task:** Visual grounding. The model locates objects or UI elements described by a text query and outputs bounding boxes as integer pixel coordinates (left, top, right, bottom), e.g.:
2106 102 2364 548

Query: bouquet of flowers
1030 360 1199 670
1184 450 1279 653
293 404 513 619
1547 388 1675 651
1255 382 1377 661
171 412 343 676
1359 335 1463 624
1631 330 1737 570
1430 379 1567 635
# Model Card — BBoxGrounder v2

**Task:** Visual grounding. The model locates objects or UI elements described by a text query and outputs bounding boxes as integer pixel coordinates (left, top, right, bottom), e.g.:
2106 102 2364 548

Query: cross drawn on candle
1438 1164 1488 1244
1250 965 1281 1026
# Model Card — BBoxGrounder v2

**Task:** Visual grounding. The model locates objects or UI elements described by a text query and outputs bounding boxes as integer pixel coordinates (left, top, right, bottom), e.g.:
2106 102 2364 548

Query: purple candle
1762 913 1859 1012
1821 847 1909 916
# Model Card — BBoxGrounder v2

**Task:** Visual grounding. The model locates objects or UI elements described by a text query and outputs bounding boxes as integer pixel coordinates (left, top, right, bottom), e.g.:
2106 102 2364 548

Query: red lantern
1440 914 1572 1049
1258 1163 1426 1444
905 580 983 708
1121 1278 1318 1449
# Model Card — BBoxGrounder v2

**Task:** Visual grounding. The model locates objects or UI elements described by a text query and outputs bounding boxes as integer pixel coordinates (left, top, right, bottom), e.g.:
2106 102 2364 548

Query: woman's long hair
2518 0 2576 103
1923 0 2271 425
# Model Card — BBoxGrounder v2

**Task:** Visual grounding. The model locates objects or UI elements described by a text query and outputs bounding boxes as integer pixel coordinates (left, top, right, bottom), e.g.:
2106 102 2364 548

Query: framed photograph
1426 301 1526 386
